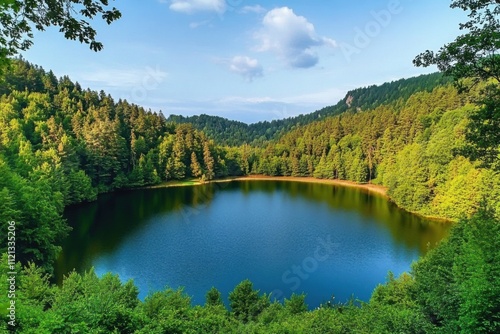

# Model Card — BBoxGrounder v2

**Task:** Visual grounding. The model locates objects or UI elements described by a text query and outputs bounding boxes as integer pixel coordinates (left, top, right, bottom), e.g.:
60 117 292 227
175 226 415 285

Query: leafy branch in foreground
0 0 121 68
413 0 500 89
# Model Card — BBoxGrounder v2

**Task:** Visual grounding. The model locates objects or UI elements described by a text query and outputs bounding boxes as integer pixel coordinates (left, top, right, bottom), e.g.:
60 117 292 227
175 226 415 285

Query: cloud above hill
228 56 263 81
255 7 337 68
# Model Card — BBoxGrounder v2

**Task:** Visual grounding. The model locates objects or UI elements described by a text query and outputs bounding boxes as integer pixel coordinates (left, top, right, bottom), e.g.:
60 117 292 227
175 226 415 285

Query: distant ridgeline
167 72 451 146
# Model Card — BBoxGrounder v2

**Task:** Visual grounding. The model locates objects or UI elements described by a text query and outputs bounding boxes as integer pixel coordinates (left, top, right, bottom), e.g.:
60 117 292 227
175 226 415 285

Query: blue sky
22 0 467 123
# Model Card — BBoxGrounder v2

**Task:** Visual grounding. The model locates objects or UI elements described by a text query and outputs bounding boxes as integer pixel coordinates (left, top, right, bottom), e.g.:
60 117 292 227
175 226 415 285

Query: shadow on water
57 184 218 282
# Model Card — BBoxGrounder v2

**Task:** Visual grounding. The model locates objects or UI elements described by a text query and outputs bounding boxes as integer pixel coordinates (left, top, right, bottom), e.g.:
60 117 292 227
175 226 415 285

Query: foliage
463 84 500 169
0 59 241 269
1 58 498 273
251 83 499 220
414 0 500 170
229 279 270 323
412 206 500 333
414 0 500 88
0 0 121 69
1 55 499 332
205 287 223 307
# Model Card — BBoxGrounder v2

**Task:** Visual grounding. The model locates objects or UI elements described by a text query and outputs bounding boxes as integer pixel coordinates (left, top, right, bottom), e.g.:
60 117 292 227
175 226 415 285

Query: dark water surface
56 180 450 308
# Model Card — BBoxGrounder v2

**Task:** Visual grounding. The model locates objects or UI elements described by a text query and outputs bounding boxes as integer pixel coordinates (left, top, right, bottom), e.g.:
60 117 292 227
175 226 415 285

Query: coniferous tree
203 141 215 181
190 151 203 179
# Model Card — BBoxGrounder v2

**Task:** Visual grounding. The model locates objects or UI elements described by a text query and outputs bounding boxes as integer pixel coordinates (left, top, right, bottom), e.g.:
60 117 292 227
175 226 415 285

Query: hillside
1 59 497 268
167 72 451 146
3 0 500 331
0 59 498 333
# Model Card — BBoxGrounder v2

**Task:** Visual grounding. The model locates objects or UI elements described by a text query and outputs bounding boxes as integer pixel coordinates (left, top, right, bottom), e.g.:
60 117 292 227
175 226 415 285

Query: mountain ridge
166 72 451 146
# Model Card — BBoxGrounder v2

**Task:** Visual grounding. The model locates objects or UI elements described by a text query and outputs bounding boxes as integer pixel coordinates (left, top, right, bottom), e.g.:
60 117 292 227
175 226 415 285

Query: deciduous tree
0 0 121 66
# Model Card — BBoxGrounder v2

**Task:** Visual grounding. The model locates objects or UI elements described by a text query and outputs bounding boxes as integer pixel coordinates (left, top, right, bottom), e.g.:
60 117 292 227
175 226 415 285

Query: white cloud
239 5 266 14
168 0 226 14
255 7 337 68
228 56 263 81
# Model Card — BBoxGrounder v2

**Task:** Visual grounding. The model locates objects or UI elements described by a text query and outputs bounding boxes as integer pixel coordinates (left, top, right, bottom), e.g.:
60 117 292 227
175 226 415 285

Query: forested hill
0 59 238 272
1 59 499 334
167 114 251 146
0 59 496 272
167 72 451 146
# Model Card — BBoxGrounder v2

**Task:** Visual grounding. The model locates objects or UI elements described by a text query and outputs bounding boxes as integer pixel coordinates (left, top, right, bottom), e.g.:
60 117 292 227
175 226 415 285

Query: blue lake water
56 180 450 308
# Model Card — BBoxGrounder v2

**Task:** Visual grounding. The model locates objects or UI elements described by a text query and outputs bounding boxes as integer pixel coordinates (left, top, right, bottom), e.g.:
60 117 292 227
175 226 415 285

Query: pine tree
190 152 202 179
203 142 215 181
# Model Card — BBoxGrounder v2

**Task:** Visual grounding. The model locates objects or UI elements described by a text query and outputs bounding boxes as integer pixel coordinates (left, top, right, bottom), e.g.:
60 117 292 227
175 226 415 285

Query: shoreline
215 175 389 198
146 175 388 197
145 175 452 223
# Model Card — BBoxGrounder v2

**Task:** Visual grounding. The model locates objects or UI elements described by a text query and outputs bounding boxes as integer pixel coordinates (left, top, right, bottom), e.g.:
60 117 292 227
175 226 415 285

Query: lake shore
148 175 389 198
146 176 452 223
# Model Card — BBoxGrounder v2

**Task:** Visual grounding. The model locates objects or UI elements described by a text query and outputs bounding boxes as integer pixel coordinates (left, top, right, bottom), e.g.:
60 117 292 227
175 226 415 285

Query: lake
56 180 451 308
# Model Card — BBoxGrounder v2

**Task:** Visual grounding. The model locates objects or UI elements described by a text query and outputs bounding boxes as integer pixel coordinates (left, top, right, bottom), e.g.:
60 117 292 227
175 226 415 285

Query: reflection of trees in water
57 184 218 282
56 181 450 283
233 181 451 254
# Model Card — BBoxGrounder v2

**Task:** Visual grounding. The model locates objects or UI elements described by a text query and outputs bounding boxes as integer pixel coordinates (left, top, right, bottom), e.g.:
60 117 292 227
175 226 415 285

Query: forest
0 57 498 333
0 0 499 331
1 59 498 272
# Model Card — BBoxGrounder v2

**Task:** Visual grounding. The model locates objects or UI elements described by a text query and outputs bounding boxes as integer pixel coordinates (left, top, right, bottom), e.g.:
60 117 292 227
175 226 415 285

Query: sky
22 0 468 124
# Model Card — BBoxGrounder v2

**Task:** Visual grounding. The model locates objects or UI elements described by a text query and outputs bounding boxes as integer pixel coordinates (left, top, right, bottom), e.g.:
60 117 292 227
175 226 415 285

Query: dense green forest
0 59 256 272
0 57 498 333
167 72 451 146
2 59 497 272
252 82 500 220
1 0 497 333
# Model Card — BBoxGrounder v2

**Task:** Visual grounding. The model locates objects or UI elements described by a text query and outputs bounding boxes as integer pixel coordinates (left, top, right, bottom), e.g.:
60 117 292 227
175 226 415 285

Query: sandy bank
151 175 388 198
